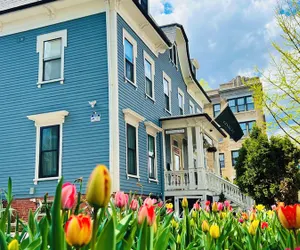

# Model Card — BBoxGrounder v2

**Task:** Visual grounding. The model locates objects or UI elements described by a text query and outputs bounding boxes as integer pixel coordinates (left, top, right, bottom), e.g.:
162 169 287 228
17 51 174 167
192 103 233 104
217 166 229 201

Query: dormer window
192 64 197 77
169 43 178 68
138 0 148 13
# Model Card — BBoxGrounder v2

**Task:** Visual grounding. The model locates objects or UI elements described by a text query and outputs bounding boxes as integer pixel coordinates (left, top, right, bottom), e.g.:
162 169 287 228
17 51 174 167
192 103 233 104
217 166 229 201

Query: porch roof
160 113 227 138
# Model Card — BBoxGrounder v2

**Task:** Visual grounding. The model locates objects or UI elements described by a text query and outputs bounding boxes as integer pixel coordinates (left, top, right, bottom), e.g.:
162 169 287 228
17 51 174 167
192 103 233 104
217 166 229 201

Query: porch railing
164 169 254 208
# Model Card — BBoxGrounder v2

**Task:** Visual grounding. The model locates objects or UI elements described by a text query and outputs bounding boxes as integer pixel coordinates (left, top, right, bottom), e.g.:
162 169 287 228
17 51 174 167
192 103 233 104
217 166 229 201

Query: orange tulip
65 214 92 247
277 204 300 229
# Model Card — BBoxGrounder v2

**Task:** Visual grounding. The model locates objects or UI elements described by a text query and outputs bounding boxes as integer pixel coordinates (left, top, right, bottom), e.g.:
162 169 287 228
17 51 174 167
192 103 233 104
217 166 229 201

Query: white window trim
27 110 69 185
143 51 156 101
36 30 68 87
123 109 145 180
196 108 201 114
163 71 172 114
123 28 138 87
178 88 185 115
189 100 195 114
145 121 162 183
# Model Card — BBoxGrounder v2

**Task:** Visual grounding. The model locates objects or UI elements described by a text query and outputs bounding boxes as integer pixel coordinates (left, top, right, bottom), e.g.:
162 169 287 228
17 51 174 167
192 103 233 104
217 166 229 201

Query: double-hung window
219 153 225 169
127 124 137 176
239 121 256 136
213 104 221 117
178 88 184 115
163 72 171 113
144 51 155 99
148 135 155 179
189 101 195 114
37 30 67 86
246 96 254 110
123 29 137 85
228 96 255 113
231 150 239 167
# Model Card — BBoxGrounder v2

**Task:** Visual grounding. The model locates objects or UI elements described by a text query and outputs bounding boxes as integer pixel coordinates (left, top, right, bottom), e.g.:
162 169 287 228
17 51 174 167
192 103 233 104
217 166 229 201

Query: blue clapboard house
0 0 253 211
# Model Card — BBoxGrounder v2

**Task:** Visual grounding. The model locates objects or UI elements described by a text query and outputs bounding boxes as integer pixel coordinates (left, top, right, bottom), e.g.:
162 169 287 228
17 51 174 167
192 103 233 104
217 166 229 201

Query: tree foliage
235 126 300 206
246 0 300 145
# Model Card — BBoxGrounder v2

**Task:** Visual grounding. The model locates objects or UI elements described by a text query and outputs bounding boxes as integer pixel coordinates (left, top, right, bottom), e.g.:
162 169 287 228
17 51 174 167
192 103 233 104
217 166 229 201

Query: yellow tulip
192 210 197 218
202 220 209 233
267 210 274 218
182 197 188 208
209 224 220 239
220 212 227 219
248 219 259 235
250 212 256 221
166 203 173 209
256 204 265 211
212 202 218 212
86 165 111 208
176 234 181 244
8 239 19 250
190 219 195 227
171 219 178 228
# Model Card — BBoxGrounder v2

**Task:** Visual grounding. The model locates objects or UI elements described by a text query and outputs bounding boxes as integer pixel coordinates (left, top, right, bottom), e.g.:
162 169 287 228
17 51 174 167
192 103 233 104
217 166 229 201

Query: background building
204 76 265 182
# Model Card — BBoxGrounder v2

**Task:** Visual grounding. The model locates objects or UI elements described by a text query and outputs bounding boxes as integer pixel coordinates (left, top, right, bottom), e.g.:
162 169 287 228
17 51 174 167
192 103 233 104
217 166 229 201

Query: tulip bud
250 212 256 221
193 202 201 211
65 214 92 247
242 212 249 221
202 220 209 232
209 224 220 239
61 183 76 210
176 234 181 244
166 203 173 210
130 199 138 211
192 210 197 218
8 239 19 250
171 219 178 228
182 197 188 208
212 202 218 212
138 205 156 226
190 219 195 227
86 165 111 208
271 205 276 210
267 210 274 218
205 200 211 206
220 212 226 219
248 220 259 235
239 218 244 223
224 200 230 208
256 204 265 211
114 191 129 208
261 221 268 229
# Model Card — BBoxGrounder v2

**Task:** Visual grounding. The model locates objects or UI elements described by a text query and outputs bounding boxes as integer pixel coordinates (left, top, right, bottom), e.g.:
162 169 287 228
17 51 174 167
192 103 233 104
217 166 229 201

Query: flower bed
1 165 300 250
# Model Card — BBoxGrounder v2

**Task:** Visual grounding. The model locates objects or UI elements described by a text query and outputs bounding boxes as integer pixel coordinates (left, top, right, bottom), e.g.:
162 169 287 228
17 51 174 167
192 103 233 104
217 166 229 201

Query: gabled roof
161 23 211 103
0 0 55 15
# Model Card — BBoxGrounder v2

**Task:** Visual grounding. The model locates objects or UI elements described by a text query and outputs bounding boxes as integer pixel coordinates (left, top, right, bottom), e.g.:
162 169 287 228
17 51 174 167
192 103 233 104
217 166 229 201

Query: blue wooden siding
117 15 201 196
0 13 109 198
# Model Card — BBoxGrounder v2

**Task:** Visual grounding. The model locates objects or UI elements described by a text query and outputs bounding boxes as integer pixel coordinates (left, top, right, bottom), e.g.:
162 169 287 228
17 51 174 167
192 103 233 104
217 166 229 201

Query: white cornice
123 109 145 127
144 121 163 136
27 110 69 127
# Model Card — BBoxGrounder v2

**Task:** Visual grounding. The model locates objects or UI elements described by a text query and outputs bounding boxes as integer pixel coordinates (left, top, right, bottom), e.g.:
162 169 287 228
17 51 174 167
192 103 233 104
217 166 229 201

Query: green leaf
116 213 132 243
154 226 170 250
0 230 7 250
0 200 12 233
122 224 137 250
137 220 148 250
39 217 49 250
25 237 42 250
28 209 36 242
96 216 116 250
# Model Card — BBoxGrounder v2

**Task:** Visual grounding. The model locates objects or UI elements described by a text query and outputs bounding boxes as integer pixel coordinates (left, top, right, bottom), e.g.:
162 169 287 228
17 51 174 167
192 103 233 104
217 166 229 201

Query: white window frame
163 71 172 114
37 30 67 87
27 110 69 185
143 51 155 101
196 108 201 114
178 88 185 115
123 109 145 179
189 101 195 114
144 121 162 183
123 29 138 86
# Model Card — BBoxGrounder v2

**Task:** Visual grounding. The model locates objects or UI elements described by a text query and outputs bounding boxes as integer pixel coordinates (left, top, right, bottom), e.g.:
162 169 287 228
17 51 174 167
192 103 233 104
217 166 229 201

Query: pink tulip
157 201 164 208
217 202 223 211
193 202 201 211
166 208 173 214
61 182 76 210
114 191 128 208
224 200 230 208
138 205 156 226
239 218 244 223
144 198 156 206
271 205 276 210
205 205 210 212
130 199 138 211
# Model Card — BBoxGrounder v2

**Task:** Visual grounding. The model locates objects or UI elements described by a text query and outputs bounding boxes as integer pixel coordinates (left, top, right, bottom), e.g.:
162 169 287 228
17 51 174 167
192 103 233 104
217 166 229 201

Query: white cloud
208 39 217 50
264 17 281 40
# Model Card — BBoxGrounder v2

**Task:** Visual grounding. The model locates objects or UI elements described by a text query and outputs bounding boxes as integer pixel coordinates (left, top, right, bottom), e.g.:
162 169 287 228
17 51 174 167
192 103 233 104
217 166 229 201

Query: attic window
169 43 178 68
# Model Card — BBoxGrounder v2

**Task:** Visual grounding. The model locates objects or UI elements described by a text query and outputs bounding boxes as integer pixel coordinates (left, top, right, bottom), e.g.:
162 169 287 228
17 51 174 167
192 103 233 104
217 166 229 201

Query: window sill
164 108 172 115
149 178 159 184
125 78 137 88
127 174 140 180
37 78 64 88
33 176 61 185
145 94 155 103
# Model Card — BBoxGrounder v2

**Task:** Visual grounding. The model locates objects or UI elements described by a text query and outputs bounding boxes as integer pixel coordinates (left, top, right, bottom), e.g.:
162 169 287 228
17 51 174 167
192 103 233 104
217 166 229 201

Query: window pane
146 78 153 97
163 78 169 95
40 151 58 178
246 96 253 104
145 59 152 80
248 121 256 134
228 100 235 107
214 104 221 112
44 39 61 60
165 95 170 111
240 122 247 135
189 105 194 114
178 93 183 108
149 157 155 179
148 135 154 155
237 98 245 105
219 153 225 168
41 126 59 151
44 59 61 81
232 151 239 166
125 60 134 82
127 125 136 150
125 39 133 63
127 125 137 175
128 149 137 175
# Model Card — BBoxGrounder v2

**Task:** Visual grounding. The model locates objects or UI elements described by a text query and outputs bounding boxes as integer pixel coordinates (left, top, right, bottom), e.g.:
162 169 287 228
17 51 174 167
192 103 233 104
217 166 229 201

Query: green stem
294 229 299 248
91 207 99 250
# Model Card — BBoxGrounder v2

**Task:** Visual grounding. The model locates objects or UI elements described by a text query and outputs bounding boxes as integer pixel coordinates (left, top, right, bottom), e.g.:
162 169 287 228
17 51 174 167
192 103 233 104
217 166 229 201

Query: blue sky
150 0 281 89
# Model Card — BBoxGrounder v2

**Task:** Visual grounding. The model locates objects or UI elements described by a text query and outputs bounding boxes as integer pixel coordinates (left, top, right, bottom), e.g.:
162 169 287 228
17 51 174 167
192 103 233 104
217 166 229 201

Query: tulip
192 210 197 218
8 239 19 250
65 214 92 247
86 165 111 208
193 202 201 211
114 191 128 208
271 205 276 210
267 210 274 218
202 220 209 232
220 212 226 219
138 205 156 226
217 202 223 211
190 219 195 227
144 197 156 206
239 218 244 223
205 205 210 212
212 202 218 212
242 212 249 221
210 224 220 239
61 182 76 210
205 200 211 206
157 201 164 208
277 204 300 229
171 219 178 228
176 234 181 244
166 203 173 210
224 200 230 208
130 199 138 211
250 212 256 221
248 219 259 235
256 204 265 211
182 197 188 208
166 208 173 214
261 221 268 229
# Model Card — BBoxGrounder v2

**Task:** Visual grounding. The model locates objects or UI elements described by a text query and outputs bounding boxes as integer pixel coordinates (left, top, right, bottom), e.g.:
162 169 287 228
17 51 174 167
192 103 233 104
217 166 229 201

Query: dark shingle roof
0 0 55 14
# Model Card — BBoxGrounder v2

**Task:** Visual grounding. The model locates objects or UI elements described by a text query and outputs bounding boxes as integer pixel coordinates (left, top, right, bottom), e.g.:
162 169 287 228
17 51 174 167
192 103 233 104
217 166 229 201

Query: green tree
235 126 300 206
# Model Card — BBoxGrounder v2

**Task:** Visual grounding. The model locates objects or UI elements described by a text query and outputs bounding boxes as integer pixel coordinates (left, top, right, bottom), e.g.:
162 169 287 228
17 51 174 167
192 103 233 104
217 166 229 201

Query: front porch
160 113 254 209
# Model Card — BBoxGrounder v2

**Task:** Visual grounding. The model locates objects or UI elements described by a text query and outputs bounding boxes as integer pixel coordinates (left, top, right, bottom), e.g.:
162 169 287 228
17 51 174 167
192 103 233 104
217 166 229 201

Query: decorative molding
144 121 163 136
123 109 145 127
27 110 69 127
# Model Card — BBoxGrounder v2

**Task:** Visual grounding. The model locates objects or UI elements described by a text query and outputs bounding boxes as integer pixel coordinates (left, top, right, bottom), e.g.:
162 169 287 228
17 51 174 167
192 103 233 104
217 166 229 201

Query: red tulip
277 204 300 229
261 221 268 229
130 199 138 211
138 205 156 226
61 183 76 210
205 200 210 206
114 191 128 208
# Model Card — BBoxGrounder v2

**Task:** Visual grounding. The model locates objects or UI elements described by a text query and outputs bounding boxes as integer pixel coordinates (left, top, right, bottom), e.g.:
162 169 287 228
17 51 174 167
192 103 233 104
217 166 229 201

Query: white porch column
195 127 207 189
187 127 195 188
214 143 220 176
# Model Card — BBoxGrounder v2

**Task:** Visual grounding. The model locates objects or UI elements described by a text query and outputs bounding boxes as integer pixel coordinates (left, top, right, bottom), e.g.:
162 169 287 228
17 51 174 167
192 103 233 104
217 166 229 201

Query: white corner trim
27 110 69 127
36 30 68 86
144 121 163 136
123 28 137 84
123 109 145 127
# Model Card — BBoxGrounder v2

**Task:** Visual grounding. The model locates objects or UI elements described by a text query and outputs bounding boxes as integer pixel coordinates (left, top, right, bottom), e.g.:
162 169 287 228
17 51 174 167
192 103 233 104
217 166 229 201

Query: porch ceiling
160 113 227 139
